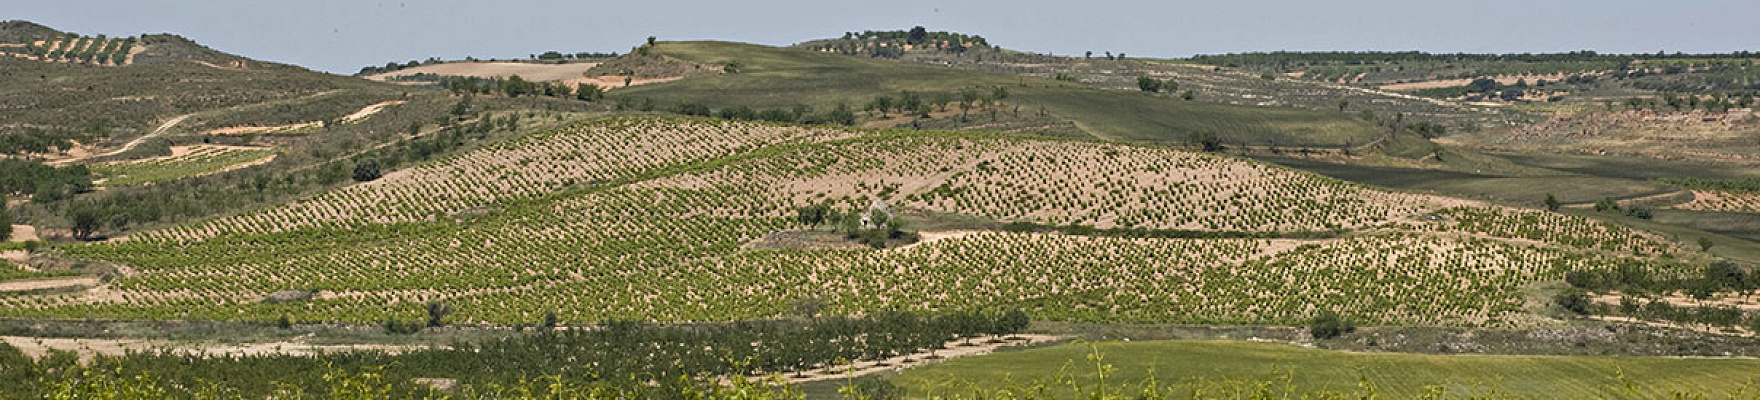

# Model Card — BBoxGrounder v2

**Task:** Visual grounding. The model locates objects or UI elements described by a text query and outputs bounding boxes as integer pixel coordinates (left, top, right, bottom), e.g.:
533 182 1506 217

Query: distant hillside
0 20 61 42
610 41 1378 148
0 21 413 156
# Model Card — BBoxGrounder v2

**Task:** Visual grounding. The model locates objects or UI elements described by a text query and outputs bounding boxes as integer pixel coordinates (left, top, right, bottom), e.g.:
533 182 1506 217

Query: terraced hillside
3 116 1703 327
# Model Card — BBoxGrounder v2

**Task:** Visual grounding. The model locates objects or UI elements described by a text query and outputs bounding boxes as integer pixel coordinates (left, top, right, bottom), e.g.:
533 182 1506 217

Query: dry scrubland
4 117 1705 326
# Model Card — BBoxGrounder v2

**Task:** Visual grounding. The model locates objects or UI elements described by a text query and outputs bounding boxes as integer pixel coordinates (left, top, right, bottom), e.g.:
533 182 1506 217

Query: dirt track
366 62 601 82
0 276 99 293
48 113 192 165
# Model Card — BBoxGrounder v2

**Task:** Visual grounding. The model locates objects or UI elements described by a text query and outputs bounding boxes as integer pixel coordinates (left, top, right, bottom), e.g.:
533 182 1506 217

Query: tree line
437 75 605 102
1556 260 1760 332
625 99 859 126
0 310 1029 399
355 51 620 76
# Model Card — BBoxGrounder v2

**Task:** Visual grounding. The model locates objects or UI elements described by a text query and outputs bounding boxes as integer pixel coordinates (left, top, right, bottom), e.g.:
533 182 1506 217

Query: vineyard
92 145 277 186
3 116 1709 327
0 33 138 66
1677 190 1760 213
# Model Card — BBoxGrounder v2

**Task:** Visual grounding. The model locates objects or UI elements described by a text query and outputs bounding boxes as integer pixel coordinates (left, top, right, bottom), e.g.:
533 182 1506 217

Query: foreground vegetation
895 340 1760 399
0 311 1024 399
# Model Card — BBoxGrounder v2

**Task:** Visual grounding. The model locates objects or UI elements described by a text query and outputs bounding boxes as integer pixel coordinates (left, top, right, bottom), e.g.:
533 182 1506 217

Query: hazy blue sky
12 0 1759 74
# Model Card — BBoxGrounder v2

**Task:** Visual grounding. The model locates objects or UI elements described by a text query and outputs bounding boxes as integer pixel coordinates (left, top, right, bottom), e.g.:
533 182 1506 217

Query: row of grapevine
3 34 137 66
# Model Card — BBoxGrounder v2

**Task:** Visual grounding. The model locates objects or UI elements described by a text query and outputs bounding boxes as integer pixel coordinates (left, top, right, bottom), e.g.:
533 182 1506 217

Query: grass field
893 340 1760 399
613 41 1379 148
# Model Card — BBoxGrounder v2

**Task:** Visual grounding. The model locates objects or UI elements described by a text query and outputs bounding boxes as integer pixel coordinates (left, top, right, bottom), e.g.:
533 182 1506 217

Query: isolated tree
1553 290 1591 315
646 36 657 46
1191 131 1222 152
1700 237 1716 252
0 204 12 242
1500 88 1524 101
1467 78 1497 93
575 83 603 101
352 159 382 182
541 312 558 330
1543 193 1561 211
426 301 452 327
789 298 825 319
1084 51 1092 60
1593 197 1620 213
906 26 928 45
1308 310 1354 339
1181 90 1196 101
898 91 923 115
70 206 102 240
874 96 894 117
931 92 953 112
825 102 857 125
1136 76 1162 92
1336 98 1350 113
451 95 473 116
795 204 829 228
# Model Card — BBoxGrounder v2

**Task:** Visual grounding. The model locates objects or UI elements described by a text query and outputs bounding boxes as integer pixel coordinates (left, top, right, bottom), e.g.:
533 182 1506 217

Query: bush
352 159 382 182
1309 310 1354 339
1554 290 1592 315
1594 197 1620 212
425 301 452 327
383 318 423 334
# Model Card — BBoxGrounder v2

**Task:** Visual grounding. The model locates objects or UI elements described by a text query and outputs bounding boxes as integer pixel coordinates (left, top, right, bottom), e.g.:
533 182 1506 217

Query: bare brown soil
1379 73 1579 91
9 225 38 242
559 75 681 90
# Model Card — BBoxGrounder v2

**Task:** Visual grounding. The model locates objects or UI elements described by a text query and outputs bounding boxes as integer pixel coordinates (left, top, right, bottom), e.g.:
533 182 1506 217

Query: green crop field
894 340 1760 399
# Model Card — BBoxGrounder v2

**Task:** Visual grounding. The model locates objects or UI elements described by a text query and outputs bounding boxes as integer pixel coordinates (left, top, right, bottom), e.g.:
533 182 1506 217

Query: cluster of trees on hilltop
356 57 445 75
532 50 619 61
843 27 989 48
802 26 995 57
355 50 621 75
437 75 604 101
